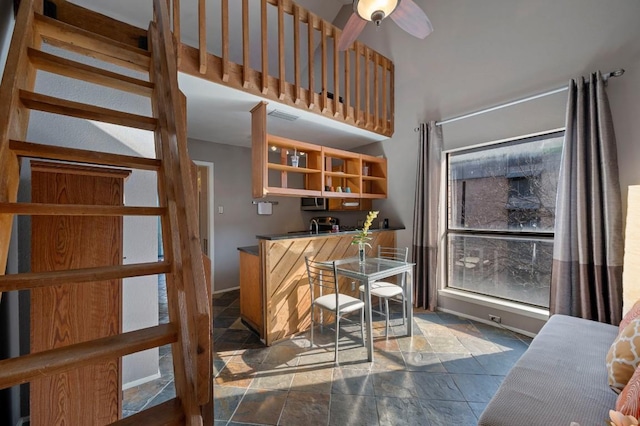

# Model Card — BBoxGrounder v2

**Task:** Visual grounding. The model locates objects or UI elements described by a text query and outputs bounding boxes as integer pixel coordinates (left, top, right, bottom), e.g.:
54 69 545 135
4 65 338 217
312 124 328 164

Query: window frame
443 128 565 308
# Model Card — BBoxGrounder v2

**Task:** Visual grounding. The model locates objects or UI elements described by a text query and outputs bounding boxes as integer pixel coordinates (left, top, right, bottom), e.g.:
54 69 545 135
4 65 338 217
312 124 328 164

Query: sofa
478 314 619 426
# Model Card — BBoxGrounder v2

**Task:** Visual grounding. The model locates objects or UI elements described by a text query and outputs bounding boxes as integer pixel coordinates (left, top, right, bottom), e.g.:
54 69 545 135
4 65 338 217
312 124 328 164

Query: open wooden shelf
251 102 387 200
267 164 321 174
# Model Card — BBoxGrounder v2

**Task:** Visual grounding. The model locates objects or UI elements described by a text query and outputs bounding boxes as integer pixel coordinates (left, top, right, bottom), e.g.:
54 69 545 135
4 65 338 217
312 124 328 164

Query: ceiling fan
337 0 433 51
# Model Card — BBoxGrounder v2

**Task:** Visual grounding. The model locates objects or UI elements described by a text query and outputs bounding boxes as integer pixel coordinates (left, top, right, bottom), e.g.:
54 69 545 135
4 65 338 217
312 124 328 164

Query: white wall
342 0 640 332
0 0 14 80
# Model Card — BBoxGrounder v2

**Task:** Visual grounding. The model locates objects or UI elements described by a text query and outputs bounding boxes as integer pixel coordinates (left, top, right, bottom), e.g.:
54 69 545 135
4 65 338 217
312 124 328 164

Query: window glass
446 130 564 308
448 133 564 232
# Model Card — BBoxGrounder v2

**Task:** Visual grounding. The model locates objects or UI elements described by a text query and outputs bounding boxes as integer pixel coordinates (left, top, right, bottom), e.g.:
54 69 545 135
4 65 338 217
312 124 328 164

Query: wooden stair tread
0 1 210 424
19 90 158 131
0 261 171 292
34 13 151 72
109 398 185 426
0 323 178 390
10 140 161 171
28 48 154 97
0 202 165 216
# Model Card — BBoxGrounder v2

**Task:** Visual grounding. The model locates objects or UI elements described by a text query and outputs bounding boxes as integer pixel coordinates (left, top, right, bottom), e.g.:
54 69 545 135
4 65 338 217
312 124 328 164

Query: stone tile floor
123 287 531 425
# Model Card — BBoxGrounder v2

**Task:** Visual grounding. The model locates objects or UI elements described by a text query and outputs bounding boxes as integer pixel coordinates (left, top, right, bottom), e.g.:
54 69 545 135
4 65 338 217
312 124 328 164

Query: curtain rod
434 68 625 127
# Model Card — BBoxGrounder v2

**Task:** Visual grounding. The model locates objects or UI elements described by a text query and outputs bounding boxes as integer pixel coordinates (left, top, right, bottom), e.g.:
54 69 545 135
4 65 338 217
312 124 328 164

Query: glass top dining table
330 256 415 361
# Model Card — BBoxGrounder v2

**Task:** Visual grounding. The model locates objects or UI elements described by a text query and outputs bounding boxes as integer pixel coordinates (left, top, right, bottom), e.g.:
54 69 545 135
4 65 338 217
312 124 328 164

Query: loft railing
170 0 394 137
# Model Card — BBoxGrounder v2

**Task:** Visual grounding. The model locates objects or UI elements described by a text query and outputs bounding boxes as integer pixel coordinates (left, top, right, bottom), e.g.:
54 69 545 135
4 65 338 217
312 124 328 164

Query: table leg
364 277 374 361
406 269 413 337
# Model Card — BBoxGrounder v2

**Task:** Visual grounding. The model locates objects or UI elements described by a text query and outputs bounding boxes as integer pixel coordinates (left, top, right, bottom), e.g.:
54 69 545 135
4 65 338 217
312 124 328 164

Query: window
446 130 564 308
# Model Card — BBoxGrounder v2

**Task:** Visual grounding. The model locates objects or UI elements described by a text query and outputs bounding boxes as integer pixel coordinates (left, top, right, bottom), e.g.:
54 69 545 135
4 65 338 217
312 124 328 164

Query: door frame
194 160 215 293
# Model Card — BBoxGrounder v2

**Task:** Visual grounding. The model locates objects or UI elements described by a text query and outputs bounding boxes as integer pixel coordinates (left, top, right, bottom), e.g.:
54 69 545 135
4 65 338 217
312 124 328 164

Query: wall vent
268 109 299 122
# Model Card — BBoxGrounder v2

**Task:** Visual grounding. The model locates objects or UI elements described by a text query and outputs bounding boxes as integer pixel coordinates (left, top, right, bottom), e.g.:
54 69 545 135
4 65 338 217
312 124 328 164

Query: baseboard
122 371 161 391
437 307 538 339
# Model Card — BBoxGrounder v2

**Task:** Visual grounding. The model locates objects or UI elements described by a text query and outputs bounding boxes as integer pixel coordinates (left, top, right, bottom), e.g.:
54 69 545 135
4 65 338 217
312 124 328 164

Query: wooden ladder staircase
0 0 212 424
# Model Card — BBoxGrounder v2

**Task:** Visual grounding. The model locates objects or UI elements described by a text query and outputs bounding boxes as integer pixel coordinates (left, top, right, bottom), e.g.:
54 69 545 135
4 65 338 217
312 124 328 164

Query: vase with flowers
352 211 379 264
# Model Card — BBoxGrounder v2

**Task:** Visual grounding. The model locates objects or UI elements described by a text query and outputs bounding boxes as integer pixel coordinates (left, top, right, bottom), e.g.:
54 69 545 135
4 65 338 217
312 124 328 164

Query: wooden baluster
333 26 340 118
307 13 315 109
173 0 180 66
373 52 379 132
382 57 387 134
261 0 268 94
320 20 327 113
355 42 361 125
293 4 301 104
344 47 351 121
277 0 285 100
389 61 395 135
221 0 229 82
197 0 206 74
242 0 250 88
364 46 370 129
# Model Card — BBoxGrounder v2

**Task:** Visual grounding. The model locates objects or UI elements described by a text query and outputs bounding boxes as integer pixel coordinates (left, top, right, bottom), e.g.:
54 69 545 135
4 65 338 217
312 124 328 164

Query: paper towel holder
253 200 279 215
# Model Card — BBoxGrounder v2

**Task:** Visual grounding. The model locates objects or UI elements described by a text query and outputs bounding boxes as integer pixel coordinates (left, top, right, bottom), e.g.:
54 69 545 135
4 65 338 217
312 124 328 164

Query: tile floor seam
138 379 173 412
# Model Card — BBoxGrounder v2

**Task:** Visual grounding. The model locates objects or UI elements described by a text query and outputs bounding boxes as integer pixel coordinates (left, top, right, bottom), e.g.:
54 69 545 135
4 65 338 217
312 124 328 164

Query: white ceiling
69 0 384 150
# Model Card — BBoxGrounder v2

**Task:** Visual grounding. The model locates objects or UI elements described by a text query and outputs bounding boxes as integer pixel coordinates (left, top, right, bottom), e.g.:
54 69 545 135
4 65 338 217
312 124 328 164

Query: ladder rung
20 90 158 131
28 48 154 97
109 398 185 426
34 13 151 73
0 262 171 292
10 140 161 171
0 202 165 216
0 323 178 390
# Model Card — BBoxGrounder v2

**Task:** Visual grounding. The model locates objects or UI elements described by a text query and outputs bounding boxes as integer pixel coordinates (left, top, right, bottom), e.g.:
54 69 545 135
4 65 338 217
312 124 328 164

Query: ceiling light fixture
338 0 432 52
355 0 399 26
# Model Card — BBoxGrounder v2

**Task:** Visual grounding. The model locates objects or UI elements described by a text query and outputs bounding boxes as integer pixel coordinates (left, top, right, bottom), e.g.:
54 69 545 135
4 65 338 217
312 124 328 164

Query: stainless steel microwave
300 197 328 211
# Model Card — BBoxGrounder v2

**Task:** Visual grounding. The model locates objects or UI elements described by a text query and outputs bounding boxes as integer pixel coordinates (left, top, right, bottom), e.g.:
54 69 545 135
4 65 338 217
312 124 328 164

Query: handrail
150 0 212 419
172 0 394 137
0 0 42 304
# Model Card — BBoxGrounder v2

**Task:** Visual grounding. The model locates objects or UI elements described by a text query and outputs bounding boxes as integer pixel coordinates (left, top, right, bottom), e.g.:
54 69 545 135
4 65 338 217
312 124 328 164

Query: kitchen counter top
237 245 259 256
256 227 404 241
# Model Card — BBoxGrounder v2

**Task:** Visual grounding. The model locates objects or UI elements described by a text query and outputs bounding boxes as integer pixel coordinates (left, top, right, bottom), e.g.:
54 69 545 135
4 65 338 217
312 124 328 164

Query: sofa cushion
607 317 640 392
620 299 640 332
617 365 640 417
478 314 618 426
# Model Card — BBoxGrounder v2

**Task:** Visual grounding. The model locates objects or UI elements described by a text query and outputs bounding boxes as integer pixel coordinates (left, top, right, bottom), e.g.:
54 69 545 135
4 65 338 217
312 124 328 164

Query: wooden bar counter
239 229 399 346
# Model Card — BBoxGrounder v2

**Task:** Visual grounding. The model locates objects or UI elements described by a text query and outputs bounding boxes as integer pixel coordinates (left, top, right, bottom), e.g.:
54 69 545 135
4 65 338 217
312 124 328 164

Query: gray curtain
550 71 623 325
412 122 443 311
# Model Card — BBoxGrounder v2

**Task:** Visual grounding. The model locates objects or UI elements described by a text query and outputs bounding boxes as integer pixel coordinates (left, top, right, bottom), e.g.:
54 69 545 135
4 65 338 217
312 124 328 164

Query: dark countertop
237 245 259 256
256 227 404 241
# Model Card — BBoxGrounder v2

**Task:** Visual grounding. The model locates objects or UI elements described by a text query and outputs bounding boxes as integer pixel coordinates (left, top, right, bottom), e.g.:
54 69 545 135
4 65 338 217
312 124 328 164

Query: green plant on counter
351 210 379 248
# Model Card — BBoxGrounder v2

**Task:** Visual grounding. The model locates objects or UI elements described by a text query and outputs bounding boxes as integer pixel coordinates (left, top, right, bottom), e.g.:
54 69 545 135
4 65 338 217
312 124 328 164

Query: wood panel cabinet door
30 161 130 425
239 250 263 337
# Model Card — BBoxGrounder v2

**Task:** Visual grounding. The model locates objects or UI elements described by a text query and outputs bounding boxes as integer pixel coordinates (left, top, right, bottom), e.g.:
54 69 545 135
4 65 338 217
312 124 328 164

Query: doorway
194 161 214 292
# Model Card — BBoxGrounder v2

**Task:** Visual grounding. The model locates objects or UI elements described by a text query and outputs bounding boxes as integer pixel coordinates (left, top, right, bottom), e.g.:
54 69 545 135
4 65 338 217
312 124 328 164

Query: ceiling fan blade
338 12 367 51
390 0 433 39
